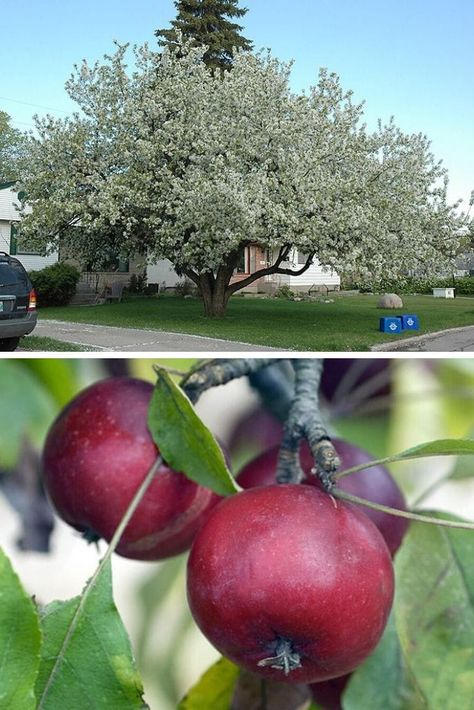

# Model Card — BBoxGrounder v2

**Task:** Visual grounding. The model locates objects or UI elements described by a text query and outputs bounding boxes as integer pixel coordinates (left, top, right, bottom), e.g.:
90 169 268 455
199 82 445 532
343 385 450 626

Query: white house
265 248 340 293
147 244 340 293
2 183 340 293
0 182 58 270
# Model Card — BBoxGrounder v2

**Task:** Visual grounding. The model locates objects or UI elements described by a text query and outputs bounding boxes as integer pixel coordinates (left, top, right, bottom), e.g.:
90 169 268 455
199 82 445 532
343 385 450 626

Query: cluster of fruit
42 372 407 708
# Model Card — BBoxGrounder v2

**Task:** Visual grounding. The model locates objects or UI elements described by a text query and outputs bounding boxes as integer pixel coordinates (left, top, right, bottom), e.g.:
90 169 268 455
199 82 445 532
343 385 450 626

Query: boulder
378 293 403 309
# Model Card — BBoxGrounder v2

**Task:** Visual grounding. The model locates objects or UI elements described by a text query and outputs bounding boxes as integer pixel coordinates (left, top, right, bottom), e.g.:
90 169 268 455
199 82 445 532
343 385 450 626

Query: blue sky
2 0 472 207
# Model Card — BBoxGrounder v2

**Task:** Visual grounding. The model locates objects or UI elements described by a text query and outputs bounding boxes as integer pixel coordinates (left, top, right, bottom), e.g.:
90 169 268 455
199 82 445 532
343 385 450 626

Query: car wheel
0 337 21 351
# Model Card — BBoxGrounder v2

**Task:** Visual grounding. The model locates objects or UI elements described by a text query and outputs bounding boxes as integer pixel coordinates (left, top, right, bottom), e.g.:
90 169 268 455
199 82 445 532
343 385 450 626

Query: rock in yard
378 293 403 309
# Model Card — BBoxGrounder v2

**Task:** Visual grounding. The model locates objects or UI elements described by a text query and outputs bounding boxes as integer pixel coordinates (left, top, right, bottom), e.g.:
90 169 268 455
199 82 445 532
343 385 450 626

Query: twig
177 359 285 404
276 359 339 489
248 361 294 422
334 489 474 531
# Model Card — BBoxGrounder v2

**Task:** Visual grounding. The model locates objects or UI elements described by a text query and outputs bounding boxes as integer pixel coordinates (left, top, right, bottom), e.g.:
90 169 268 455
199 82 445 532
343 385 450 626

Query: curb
371 325 474 352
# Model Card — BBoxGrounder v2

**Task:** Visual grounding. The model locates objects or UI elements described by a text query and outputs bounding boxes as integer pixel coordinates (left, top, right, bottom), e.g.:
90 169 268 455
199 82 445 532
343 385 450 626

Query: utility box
400 314 420 330
432 287 455 298
379 317 402 334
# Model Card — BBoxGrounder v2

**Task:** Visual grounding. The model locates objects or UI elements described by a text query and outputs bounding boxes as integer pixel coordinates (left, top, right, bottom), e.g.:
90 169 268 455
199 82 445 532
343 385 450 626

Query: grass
38 293 474 351
20 335 92 351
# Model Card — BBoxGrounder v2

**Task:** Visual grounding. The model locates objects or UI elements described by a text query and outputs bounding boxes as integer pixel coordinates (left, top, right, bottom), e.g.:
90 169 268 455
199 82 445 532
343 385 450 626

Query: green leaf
0 547 42 709
36 560 147 710
337 438 474 480
0 360 57 468
178 658 240 709
343 613 424 710
444 435 474 480
148 368 239 496
20 358 82 407
394 512 474 708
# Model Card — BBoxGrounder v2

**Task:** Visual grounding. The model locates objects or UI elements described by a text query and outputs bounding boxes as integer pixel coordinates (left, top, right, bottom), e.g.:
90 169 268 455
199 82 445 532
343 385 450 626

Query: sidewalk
371 325 474 352
31 319 285 352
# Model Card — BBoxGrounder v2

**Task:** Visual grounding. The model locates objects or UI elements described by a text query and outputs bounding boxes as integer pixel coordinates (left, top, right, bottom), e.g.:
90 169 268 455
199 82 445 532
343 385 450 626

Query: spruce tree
156 0 253 71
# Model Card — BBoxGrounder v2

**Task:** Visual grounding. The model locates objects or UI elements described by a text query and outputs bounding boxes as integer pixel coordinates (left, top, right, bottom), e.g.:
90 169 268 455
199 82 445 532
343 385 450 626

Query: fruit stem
334 443 474 481
257 639 302 675
177 358 285 404
334 488 474 530
276 359 339 489
106 455 164 554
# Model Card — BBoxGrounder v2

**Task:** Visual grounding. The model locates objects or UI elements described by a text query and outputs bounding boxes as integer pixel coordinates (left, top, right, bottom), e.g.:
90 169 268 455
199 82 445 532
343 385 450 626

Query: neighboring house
147 244 340 293
3 184 339 294
0 182 58 270
0 184 142 293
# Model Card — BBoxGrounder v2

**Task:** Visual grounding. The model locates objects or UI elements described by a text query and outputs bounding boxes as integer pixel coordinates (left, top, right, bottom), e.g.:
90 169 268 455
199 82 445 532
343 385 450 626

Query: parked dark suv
0 252 37 351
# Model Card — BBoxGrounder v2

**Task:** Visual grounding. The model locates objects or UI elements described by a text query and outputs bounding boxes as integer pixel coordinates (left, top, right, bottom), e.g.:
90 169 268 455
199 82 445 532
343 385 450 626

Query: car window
0 261 29 289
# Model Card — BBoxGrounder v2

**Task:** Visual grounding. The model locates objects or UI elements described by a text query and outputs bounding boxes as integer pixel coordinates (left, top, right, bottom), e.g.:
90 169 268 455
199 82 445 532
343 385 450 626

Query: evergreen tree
156 0 253 71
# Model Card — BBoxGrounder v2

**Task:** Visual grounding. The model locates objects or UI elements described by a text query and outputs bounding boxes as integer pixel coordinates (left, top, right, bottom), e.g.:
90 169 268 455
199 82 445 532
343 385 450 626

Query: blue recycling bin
400 314 419 331
379 317 402 334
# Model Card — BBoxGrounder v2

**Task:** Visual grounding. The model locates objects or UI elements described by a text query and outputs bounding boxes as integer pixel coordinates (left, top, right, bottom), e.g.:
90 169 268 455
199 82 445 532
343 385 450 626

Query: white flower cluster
19 40 467 285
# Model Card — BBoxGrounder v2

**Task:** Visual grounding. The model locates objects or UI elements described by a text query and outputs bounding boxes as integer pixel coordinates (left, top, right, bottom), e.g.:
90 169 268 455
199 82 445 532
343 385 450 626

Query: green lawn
38 294 474 351
20 336 91 351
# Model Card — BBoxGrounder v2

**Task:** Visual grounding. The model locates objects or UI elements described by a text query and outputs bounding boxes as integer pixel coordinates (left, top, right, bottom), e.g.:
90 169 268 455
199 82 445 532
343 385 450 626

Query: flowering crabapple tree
19 42 465 316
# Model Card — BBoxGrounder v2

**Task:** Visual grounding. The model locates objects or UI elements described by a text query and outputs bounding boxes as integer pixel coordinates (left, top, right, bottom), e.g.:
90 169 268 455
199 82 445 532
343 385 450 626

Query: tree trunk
199 272 231 317
187 248 314 317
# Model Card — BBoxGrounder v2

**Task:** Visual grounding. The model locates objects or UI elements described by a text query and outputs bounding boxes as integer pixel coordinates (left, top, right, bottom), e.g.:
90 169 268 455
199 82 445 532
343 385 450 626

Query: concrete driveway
371 325 474 352
31 319 285 352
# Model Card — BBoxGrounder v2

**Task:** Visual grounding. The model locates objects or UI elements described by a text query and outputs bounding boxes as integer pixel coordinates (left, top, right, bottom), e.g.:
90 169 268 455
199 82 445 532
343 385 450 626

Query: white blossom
18 41 468 311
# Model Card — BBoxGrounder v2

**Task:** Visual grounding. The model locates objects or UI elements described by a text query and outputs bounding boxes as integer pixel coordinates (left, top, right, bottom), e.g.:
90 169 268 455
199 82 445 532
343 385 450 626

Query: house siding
261 249 340 293
146 247 340 293
288 259 340 289
0 185 59 271
147 259 183 288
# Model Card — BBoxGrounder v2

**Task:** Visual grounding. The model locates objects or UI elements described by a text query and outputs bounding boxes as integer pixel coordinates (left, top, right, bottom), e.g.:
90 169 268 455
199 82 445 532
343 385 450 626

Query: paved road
31 319 285 352
371 325 474 352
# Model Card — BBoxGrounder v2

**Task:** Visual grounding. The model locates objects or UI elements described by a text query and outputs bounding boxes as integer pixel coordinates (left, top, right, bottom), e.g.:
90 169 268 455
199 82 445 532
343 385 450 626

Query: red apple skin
42 377 221 561
187 485 394 684
236 439 409 557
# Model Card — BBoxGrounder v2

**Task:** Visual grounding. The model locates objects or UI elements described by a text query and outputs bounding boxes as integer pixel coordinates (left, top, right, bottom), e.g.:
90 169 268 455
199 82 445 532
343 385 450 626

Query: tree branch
226 248 314 296
276 360 339 489
179 359 286 404
182 268 200 287
248 362 294 422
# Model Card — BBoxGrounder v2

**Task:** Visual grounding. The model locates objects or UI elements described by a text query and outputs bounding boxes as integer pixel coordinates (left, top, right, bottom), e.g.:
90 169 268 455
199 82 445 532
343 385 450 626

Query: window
235 248 249 274
0 261 29 289
9 225 42 256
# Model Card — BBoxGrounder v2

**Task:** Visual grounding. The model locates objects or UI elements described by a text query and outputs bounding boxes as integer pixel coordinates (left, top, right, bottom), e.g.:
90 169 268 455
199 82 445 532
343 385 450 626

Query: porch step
70 281 98 306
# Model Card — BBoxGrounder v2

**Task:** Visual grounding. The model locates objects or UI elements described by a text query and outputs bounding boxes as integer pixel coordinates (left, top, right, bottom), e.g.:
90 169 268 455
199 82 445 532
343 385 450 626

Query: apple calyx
258 638 302 675
82 528 101 544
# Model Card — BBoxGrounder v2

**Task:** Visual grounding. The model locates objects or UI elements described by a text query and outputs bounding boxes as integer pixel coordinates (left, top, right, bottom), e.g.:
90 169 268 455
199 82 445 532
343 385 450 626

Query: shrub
29 262 81 307
128 273 147 294
275 284 296 300
342 275 471 295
